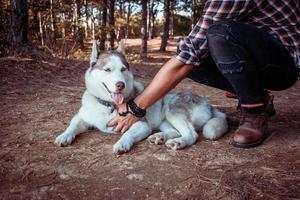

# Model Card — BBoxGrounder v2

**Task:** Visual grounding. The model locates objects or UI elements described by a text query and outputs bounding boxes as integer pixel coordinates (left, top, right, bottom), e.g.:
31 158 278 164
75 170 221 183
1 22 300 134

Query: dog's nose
116 81 125 91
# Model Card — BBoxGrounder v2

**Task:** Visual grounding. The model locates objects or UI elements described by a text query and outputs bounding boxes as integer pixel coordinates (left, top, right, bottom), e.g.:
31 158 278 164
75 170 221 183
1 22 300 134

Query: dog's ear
116 39 125 55
90 40 98 66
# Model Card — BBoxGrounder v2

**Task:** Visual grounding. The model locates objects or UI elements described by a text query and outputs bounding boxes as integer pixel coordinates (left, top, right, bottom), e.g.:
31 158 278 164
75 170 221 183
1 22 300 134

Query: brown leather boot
232 94 277 148
232 111 270 148
227 95 276 126
226 105 242 126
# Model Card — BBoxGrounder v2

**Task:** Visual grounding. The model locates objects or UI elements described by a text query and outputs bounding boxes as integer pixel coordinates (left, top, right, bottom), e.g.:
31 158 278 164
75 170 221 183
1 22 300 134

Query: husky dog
54 41 228 154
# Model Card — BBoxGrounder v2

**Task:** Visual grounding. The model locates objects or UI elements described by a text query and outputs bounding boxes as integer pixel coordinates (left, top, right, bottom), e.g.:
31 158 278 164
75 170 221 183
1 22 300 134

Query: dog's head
85 40 134 105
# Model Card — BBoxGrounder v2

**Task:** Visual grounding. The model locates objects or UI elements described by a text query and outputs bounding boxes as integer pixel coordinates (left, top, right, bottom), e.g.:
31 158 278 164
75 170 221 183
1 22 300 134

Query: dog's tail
202 108 228 140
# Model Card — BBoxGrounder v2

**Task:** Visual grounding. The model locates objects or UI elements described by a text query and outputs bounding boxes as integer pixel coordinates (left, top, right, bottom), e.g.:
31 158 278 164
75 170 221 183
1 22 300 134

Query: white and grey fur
54 41 228 154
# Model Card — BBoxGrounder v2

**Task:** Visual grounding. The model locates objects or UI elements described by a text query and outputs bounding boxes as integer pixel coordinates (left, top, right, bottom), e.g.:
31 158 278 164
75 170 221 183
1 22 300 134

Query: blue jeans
187 20 299 105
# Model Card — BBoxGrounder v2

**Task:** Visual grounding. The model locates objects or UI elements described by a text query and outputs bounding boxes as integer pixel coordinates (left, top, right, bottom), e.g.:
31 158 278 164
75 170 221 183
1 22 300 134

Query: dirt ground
0 38 299 200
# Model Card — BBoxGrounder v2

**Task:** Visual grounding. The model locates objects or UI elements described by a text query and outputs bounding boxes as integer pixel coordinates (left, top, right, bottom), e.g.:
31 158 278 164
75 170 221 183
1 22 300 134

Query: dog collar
95 97 115 113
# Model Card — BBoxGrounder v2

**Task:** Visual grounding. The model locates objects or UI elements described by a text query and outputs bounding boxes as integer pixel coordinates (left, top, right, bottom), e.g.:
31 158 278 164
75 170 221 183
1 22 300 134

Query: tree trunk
91 16 95 40
38 11 44 46
191 0 197 29
160 0 170 51
72 0 77 34
149 0 154 39
119 0 124 17
50 0 56 43
84 0 88 38
108 0 115 49
99 0 107 51
140 0 147 54
125 1 132 38
170 0 175 36
32 9 39 36
73 0 84 49
192 0 206 29
147 0 151 39
60 3 66 39
150 0 157 39
9 0 28 46
76 0 81 25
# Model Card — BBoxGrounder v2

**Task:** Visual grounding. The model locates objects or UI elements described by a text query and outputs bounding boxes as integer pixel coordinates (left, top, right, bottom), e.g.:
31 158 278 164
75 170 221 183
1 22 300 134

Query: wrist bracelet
128 99 146 118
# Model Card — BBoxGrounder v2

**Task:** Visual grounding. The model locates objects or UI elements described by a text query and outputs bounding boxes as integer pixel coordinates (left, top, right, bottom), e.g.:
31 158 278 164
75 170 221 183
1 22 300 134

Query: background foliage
0 0 207 57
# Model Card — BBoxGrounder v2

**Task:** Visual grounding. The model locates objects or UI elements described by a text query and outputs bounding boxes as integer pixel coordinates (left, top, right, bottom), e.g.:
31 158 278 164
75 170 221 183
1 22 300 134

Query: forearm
134 57 193 109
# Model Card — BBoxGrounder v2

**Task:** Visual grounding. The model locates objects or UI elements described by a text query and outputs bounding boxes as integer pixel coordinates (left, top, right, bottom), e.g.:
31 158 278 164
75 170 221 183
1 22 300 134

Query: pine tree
9 0 28 46
140 0 147 53
160 0 170 51
108 0 115 49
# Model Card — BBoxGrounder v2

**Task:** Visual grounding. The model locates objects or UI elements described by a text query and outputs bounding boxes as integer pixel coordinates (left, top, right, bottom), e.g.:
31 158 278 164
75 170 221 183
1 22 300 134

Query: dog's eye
121 67 127 72
104 68 111 72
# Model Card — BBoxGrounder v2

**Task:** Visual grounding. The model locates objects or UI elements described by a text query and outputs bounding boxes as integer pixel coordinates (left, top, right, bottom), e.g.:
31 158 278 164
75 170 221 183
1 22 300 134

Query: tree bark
60 2 66 39
99 0 107 50
84 0 88 38
70 0 78 36
170 0 175 36
9 0 28 46
31 9 39 36
125 1 132 38
91 15 95 40
160 0 170 51
38 11 44 46
75 0 84 49
147 0 151 39
108 0 115 49
119 0 124 17
150 0 158 39
50 0 56 43
140 0 147 54
192 0 206 29
149 0 154 39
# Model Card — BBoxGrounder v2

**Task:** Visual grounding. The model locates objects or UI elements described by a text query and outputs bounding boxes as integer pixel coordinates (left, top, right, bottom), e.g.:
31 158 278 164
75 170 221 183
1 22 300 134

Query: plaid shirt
176 0 300 68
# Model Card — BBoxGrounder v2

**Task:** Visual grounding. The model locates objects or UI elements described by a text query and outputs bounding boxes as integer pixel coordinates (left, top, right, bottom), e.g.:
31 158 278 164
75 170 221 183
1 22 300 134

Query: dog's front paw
165 138 183 150
147 132 166 145
55 133 75 146
113 138 134 154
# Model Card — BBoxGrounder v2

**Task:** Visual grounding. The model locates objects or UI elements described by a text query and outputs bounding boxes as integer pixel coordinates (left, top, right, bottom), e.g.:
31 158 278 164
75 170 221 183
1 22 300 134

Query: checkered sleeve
176 0 254 66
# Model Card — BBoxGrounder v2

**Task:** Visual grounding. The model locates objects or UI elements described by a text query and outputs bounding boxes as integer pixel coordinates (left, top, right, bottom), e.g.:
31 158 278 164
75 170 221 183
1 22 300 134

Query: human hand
107 103 140 133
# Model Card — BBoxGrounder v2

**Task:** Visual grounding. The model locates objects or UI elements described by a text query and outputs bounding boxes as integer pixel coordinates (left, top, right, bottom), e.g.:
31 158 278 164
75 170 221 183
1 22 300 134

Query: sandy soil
0 38 299 200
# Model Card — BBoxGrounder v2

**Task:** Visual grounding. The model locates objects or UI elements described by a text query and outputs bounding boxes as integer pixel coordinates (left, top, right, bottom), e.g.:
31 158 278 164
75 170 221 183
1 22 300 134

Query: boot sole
232 131 271 149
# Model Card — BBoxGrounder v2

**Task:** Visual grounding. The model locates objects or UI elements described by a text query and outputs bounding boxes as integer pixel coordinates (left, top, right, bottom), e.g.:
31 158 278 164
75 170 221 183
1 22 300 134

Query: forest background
0 0 207 58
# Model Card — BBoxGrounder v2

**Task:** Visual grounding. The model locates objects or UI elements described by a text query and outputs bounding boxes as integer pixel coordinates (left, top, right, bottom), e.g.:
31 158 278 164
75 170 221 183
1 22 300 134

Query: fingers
107 113 140 133
121 125 129 133
113 122 124 132
113 118 130 133
108 103 127 127
107 117 118 127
